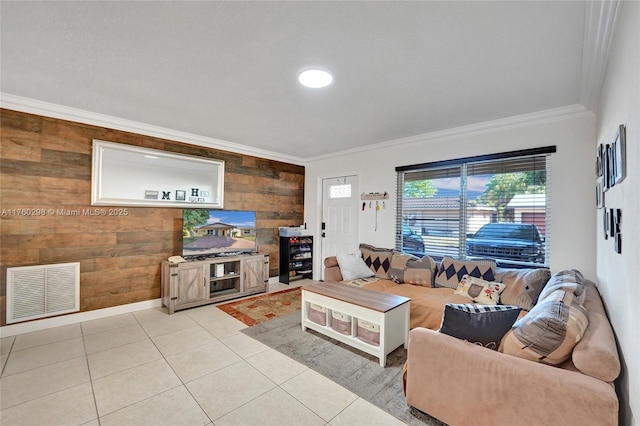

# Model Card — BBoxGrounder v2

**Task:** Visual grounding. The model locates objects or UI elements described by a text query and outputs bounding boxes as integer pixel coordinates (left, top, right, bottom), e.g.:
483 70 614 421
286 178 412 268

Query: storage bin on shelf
356 319 381 346
308 304 327 326
279 227 312 237
331 310 352 335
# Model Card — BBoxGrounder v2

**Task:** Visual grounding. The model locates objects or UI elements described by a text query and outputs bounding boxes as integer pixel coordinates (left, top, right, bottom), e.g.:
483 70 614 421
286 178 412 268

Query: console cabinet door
174 264 208 306
244 256 268 291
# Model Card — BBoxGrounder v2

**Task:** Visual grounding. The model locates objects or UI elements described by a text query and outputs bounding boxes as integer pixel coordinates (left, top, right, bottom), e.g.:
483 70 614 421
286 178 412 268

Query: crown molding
580 0 623 111
0 93 306 166
307 104 593 162
0 94 593 166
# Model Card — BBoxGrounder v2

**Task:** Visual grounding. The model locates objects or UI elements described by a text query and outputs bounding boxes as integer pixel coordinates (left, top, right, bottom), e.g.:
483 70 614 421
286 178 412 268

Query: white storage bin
356 319 381 346
331 310 352 335
308 303 327 326
279 227 302 237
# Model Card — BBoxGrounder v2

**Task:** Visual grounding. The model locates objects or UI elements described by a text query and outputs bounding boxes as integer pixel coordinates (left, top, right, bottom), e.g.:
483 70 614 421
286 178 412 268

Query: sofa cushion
389 252 436 286
362 279 471 330
434 256 496 289
323 256 344 282
440 303 522 350
538 269 586 303
336 253 375 281
496 267 551 310
501 289 589 365
359 244 393 278
454 275 506 305
571 281 621 382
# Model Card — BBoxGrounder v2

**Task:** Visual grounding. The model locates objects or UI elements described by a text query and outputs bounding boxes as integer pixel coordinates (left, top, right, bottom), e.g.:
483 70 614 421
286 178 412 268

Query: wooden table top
302 282 410 313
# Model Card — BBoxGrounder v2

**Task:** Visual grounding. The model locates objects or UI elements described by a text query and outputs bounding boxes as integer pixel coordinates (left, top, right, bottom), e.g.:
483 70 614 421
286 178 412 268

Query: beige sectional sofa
323 245 621 426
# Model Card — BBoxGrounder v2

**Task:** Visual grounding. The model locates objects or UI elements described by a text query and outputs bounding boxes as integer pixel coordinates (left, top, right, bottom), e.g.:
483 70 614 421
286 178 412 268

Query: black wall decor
596 124 626 255
603 208 622 254
613 208 622 254
598 124 627 192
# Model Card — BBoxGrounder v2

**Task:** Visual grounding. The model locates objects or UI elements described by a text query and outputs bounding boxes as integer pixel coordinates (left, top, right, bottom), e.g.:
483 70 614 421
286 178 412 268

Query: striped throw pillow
500 289 589 365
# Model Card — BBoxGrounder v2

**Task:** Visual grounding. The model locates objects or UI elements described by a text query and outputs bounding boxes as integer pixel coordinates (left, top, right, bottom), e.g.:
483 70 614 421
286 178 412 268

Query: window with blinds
395 146 555 267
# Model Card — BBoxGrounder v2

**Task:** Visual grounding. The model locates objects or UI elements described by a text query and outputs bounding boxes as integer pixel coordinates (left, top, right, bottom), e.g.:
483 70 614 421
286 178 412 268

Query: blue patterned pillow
434 256 496 289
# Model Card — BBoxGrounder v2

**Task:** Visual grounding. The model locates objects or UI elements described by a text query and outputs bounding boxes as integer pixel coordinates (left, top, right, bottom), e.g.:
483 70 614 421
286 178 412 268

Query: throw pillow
336 253 375 281
404 254 437 286
537 269 585 303
389 252 437 286
497 268 551 310
454 274 506 305
389 252 418 283
434 256 496 289
500 289 589 365
359 244 393 278
439 303 522 350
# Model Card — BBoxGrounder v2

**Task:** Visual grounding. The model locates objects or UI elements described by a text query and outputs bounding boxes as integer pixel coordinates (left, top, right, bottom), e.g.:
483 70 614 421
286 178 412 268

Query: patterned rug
217 287 301 326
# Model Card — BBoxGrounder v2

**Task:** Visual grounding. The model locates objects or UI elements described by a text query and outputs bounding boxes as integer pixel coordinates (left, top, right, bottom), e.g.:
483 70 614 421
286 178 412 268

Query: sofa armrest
406 328 618 426
323 256 343 282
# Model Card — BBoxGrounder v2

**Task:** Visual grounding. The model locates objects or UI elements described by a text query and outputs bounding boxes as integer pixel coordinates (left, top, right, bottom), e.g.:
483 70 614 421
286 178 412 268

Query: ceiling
0 1 609 162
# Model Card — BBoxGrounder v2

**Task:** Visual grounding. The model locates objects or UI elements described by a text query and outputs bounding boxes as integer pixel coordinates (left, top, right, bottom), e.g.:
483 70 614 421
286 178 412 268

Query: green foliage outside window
473 172 545 220
403 180 437 198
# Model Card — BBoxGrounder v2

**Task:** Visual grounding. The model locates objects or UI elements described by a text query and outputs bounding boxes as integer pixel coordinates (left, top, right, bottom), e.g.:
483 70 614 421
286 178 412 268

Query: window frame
396 146 556 268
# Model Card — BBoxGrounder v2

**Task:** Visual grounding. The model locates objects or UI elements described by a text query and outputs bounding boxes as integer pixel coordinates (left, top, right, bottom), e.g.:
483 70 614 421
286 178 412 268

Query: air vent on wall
6 262 80 324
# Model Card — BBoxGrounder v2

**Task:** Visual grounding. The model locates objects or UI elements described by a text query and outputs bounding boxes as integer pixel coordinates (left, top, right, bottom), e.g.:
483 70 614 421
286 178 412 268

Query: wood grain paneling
0 109 305 326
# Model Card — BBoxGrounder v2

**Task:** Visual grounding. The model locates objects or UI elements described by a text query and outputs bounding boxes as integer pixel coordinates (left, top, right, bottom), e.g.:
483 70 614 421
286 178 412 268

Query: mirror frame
91 140 225 208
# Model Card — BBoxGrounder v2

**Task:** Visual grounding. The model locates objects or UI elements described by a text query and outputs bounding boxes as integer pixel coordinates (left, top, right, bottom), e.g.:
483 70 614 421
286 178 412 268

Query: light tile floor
0 280 407 426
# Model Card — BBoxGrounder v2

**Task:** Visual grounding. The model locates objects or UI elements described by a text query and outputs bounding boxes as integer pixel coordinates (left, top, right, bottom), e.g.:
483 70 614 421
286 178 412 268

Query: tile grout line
2 281 352 426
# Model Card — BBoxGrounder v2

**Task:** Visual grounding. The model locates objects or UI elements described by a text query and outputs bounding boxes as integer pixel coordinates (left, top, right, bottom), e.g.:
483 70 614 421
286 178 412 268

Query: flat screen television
182 209 257 258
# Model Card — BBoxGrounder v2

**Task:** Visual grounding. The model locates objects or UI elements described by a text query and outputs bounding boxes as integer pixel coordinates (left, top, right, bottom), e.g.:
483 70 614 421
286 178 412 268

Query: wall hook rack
360 192 389 201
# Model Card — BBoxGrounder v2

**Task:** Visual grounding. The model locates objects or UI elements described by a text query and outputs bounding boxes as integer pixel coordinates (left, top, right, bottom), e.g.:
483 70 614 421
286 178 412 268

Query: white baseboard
0 298 163 337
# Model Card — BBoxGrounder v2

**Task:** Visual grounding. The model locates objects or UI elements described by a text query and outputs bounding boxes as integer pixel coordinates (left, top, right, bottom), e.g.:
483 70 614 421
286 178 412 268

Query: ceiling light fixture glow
298 69 333 88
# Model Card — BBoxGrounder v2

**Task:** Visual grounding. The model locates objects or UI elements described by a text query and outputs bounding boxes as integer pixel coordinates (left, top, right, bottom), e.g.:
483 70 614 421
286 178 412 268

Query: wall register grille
6 262 80 324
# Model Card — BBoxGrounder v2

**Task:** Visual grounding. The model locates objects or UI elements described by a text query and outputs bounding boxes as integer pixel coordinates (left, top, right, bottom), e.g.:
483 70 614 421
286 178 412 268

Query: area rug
217 287 301 326
242 311 445 426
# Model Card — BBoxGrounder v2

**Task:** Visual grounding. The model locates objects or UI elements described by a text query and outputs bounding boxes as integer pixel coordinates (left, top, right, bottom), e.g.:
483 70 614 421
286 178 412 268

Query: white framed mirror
92 140 224 208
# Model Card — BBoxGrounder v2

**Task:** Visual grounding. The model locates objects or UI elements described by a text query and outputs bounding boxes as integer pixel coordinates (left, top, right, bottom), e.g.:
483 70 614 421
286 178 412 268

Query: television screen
182 209 257 258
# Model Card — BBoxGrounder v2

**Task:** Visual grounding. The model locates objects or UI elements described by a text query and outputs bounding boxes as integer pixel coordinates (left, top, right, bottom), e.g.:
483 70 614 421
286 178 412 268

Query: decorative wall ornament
613 124 626 185
595 178 604 209
599 124 627 192
603 208 622 254
596 143 604 178
613 208 622 254
144 190 159 200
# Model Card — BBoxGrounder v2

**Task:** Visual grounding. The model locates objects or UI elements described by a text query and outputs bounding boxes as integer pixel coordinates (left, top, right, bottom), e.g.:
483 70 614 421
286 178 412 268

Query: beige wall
305 3 639 422
595 1 639 424
305 112 596 278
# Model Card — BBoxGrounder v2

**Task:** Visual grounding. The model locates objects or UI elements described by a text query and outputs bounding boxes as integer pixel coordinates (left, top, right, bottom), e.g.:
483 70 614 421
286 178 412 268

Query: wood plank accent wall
0 109 305 326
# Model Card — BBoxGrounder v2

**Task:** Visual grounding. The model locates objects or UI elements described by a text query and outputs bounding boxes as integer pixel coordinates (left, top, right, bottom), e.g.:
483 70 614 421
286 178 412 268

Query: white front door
321 175 359 279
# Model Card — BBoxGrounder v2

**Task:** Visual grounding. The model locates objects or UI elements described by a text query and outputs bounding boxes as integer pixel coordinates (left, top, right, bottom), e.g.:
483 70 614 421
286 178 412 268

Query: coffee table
301 282 410 367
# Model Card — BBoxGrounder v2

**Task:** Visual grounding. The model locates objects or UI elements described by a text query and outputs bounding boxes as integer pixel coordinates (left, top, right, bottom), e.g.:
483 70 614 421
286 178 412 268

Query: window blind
396 146 554 267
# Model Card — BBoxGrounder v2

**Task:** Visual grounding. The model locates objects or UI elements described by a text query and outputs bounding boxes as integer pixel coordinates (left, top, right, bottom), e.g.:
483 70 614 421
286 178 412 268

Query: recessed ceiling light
298 69 333 88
